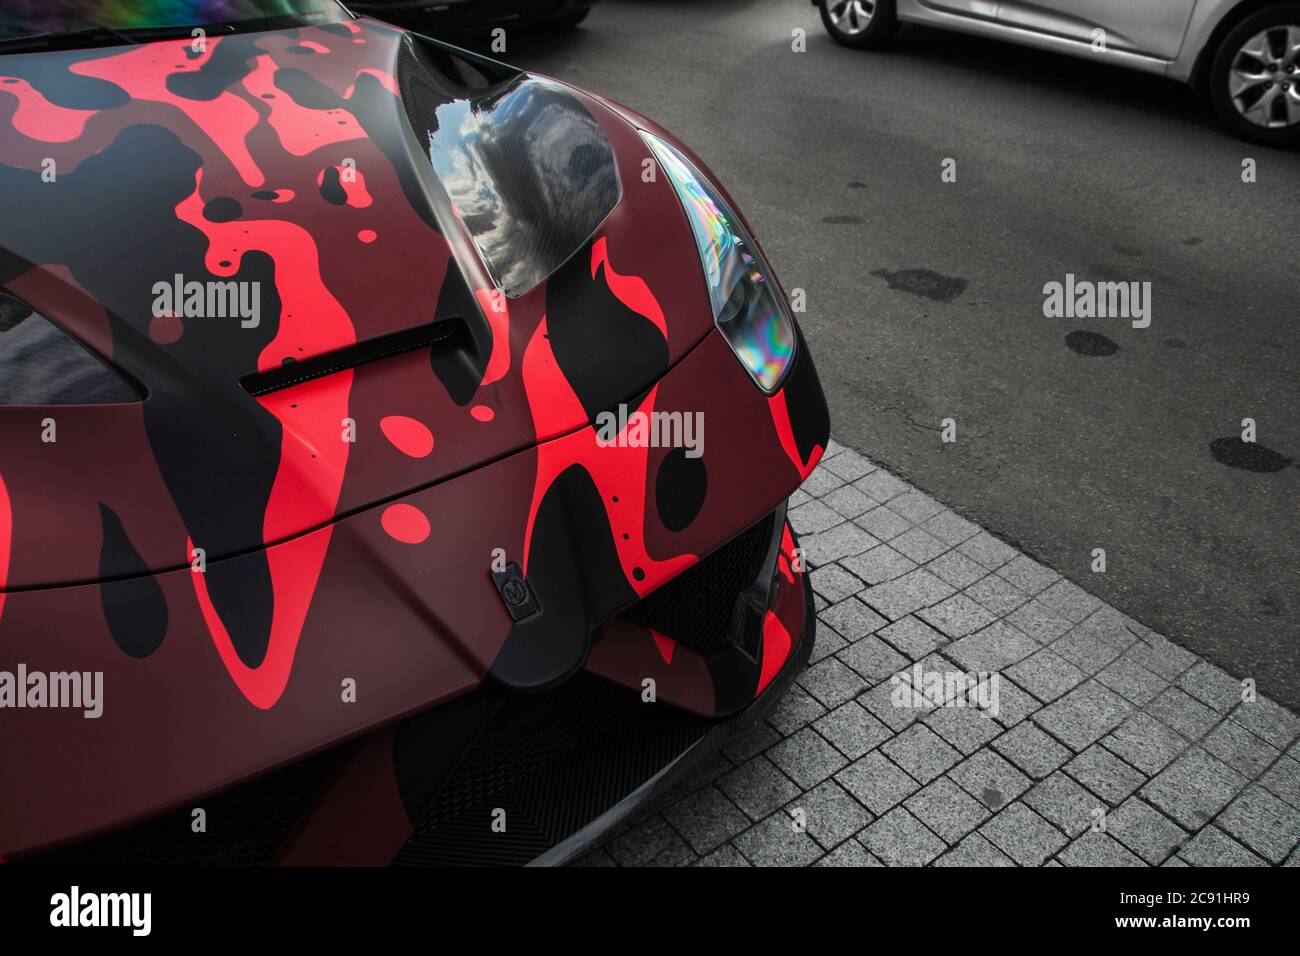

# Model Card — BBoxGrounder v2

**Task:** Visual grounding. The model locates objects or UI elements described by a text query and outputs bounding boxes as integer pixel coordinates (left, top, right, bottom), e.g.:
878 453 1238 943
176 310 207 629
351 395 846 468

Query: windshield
0 1 348 42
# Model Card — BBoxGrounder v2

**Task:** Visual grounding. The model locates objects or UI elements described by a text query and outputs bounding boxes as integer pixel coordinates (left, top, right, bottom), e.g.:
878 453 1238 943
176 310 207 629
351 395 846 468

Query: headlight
641 131 796 393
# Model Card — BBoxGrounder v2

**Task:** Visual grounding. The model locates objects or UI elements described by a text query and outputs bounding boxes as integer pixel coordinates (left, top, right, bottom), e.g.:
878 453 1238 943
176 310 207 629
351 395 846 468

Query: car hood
0 17 716 590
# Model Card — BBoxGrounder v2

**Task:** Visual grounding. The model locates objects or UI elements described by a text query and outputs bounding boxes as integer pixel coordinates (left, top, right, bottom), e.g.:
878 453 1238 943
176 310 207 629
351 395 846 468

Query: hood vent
240 319 468 397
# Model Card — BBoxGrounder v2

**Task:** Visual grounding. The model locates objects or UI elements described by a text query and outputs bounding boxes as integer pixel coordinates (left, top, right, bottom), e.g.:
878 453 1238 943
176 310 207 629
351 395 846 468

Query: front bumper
24 507 816 866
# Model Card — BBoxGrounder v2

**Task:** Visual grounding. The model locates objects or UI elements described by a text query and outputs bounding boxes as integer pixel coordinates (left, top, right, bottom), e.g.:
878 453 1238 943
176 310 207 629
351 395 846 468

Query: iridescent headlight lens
642 131 795 393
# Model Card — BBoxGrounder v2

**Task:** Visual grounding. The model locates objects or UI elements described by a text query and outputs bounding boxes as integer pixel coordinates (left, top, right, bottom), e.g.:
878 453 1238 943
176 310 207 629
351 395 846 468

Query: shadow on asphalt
882 23 1215 131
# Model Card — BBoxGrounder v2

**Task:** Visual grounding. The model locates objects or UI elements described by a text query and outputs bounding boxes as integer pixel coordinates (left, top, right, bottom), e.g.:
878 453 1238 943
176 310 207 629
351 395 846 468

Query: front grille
393 673 711 867
23 749 338 866
414 676 639 833
621 514 774 655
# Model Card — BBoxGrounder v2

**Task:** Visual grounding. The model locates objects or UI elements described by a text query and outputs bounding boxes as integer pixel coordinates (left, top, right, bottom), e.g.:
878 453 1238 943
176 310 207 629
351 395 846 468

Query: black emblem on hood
492 561 541 622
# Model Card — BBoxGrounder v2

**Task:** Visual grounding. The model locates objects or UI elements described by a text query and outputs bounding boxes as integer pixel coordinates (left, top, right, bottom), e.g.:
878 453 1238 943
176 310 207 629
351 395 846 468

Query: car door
995 0 1196 59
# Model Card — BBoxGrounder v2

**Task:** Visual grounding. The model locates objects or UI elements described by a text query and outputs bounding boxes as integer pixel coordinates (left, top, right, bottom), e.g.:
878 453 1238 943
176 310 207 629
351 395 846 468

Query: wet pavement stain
1182 236 1203 246
871 268 968 302
980 787 1005 810
1209 437 1292 473
823 214 864 224
1164 338 1188 349
1065 330 1119 356
847 181 868 189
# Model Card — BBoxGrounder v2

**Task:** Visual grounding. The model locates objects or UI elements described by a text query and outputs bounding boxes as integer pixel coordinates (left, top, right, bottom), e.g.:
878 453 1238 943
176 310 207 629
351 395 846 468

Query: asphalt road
484 0 1299 707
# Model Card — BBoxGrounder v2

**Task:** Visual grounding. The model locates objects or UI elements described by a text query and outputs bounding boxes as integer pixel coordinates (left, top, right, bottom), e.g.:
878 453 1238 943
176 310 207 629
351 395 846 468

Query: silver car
815 0 1300 146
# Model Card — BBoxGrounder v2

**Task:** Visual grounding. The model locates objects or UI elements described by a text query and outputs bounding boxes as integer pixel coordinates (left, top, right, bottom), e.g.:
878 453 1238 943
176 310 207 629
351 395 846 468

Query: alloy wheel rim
1228 25 1300 129
827 0 877 36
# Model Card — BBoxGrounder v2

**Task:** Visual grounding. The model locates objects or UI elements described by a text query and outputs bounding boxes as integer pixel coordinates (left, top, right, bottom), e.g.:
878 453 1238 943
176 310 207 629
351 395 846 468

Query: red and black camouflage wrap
0 16 829 862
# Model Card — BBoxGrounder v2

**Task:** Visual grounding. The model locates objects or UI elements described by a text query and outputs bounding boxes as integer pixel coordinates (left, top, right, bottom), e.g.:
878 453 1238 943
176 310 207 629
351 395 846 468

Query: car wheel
1209 3 1300 147
818 0 897 49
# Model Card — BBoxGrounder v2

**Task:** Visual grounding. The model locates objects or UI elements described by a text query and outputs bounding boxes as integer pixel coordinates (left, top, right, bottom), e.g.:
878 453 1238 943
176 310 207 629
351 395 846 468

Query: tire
1208 3 1300 147
818 0 897 50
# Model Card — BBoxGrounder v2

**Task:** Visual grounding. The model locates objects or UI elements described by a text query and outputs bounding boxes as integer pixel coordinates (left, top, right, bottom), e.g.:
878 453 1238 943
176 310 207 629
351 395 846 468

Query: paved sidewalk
576 441 1300 867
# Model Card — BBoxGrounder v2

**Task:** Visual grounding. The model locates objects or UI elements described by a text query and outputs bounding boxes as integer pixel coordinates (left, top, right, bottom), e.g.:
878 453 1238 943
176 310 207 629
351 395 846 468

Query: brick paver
578 443 1300 866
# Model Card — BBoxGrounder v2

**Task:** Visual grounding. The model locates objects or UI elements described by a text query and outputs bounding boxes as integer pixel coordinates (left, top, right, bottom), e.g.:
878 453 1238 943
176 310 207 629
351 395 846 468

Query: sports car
0 0 828 865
